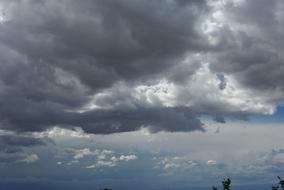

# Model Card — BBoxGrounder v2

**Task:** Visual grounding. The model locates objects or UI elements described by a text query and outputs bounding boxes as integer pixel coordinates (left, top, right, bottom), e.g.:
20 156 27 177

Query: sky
0 0 284 189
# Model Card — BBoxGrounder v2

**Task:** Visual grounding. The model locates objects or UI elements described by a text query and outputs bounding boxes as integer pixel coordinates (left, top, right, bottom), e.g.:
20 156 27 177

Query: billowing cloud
0 0 209 133
207 0 284 102
0 0 283 135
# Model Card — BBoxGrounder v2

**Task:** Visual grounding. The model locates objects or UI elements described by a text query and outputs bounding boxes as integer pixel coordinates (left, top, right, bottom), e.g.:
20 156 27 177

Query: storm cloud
0 0 283 134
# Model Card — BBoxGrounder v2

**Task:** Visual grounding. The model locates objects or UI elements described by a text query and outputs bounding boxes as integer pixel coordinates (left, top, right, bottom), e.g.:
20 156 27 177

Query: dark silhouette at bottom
212 176 284 190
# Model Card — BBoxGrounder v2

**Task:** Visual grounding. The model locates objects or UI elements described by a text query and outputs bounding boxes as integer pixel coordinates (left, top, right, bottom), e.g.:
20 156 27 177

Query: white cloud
207 160 217 165
73 148 98 160
85 61 275 119
111 154 137 162
65 147 137 169
155 156 199 172
86 152 138 169
34 127 90 139
20 153 39 163
119 154 137 161
86 160 116 168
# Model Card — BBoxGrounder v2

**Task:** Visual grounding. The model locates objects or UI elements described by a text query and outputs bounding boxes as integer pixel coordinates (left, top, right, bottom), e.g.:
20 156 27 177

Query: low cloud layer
0 0 283 134
0 132 44 164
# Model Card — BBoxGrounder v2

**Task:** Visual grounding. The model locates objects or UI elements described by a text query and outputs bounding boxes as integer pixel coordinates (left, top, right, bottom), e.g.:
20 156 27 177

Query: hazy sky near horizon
0 0 284 189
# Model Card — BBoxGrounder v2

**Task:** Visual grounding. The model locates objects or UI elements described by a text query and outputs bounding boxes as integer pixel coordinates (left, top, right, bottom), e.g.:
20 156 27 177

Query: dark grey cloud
0 101 204 134
0 0 211 133
209 0 284 93
80 107 204 134
0 0 283 135
216 73 226 90
0 134 45 148
0 0 209 87
0 133 45 164
211 35 284 91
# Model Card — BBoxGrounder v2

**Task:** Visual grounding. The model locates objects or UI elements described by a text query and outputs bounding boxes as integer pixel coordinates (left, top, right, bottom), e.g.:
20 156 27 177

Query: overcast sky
0 0 284 189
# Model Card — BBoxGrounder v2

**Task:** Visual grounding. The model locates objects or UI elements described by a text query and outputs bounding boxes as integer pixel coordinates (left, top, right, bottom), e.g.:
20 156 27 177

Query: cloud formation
0 0 283 134
0 131 44 164
63 147 137 169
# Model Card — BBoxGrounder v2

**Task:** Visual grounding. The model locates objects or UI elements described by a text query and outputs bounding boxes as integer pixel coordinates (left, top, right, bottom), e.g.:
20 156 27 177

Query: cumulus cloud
64 147 137 169
72 148 98 160
86 152 138 169
207 160 217 165
111 154 138 162
207 0 284 103
20 153 39 163
155 156 199 172
0 0 209 134
0 0 283 135
35 127 90 139
153 148 284 178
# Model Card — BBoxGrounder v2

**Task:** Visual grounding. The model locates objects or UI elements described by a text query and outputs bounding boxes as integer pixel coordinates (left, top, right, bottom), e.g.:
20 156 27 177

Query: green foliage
211 178 231 190
99 176 284 190
212 185 218 190
278 176 284 190
221 178 231 190
212 176 284 190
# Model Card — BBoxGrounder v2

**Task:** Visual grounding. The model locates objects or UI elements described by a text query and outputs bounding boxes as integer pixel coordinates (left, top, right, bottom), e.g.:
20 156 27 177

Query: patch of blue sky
251 106 284 123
